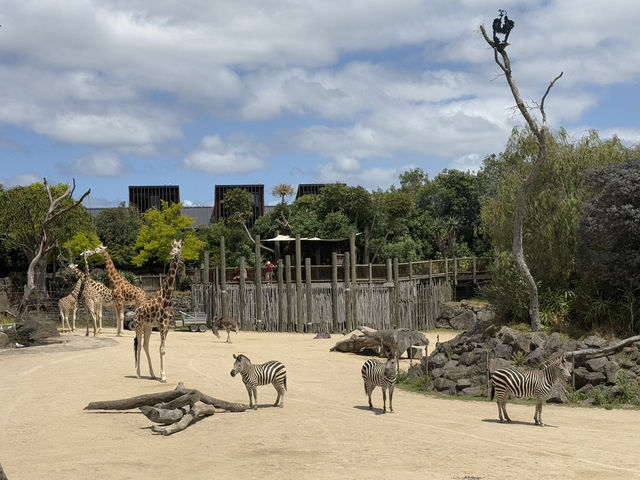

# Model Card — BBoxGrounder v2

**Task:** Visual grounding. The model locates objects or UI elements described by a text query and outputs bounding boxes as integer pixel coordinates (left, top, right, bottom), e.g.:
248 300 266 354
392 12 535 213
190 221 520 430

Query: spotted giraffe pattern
58 278 83 332
134 239 182 383
68 263 114 337
92 244 148 337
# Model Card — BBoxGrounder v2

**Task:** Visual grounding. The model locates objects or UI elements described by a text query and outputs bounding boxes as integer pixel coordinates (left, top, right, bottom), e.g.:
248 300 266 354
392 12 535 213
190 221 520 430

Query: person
265 260 275 281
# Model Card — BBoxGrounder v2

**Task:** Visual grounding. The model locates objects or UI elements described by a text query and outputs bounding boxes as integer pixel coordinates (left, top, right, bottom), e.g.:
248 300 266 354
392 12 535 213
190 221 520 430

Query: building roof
181 206 215 227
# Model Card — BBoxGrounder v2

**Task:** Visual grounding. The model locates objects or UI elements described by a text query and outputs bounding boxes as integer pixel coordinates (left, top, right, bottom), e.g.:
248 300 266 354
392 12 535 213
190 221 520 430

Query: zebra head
231 353 249 377
384 356 398 379
544 356 572 383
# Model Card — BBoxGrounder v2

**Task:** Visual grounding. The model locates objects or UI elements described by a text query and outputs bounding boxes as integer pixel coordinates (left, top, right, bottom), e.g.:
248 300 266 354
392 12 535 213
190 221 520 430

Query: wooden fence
191 278 452 333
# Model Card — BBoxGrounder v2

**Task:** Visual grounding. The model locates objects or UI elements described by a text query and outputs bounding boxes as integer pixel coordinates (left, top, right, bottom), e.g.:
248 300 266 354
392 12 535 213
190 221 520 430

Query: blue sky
1 1 639 207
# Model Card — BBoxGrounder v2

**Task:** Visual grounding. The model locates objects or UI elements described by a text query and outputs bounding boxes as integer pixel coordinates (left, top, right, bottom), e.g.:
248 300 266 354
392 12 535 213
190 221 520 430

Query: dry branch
139 405 186 424
84 389 185 411
330 327 429 358
151 403 216 435
564 335 640 360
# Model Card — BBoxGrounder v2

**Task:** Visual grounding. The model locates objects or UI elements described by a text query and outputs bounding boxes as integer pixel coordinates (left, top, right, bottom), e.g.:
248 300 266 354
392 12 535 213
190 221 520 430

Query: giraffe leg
159 325 168 383
143 327 156 379
135 330 143 378
114 301 124 336
71 307 77 332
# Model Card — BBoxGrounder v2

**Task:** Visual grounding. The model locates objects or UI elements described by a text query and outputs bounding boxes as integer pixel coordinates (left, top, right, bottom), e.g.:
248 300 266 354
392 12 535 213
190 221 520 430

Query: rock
14 319 60 346
313 332 331 339
456 378 472 390
460 385 483 397
476 308 495 323
585 357 607 372
407 346 424 359
493 343 513 360
546 384 568 404
407 364 424 377
433 377 456 394
573 367 607 389
603 360 620 384
0 331 9 347
449 309 476 331
524 348 545 367
438 303 463 320
458 350 483 367
581 335 607 349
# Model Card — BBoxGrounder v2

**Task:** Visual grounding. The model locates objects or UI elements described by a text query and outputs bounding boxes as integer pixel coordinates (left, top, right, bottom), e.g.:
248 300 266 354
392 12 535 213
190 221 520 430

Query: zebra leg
273 382 285 407
382 387 387 413
535 399 544 426
251 386 258 410
365 385 374 409
388 384 394 413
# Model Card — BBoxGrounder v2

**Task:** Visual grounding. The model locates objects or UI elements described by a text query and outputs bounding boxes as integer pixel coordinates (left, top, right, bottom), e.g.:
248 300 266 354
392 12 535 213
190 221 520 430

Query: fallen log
84 383 250 412
139 405 187 424
151 403 216 435
563 335 640 360
330 327 429 359
84 389 185 411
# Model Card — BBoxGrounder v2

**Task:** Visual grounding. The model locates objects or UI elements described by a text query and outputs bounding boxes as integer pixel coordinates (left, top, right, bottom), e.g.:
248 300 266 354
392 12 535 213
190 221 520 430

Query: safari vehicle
173 311 208 332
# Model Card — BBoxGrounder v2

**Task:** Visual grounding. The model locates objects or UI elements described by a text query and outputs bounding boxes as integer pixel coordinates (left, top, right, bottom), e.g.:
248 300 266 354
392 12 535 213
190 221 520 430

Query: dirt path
1 328 639 480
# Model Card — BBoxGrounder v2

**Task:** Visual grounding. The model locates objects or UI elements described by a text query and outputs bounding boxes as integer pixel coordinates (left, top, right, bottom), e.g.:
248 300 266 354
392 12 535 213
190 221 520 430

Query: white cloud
65 152 127 177
182 135 267 174
0 173 41 188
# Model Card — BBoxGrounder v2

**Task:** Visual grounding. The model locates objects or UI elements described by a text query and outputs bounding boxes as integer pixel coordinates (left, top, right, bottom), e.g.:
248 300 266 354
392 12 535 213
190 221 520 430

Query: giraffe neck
70 279 83 299
101 249 121 285
160 252 181 305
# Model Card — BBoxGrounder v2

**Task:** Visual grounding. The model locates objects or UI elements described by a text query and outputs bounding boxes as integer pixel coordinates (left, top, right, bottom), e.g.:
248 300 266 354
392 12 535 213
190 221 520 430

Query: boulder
492 343 513 360
433 377 456 394
14 319 60 346
573 367 607 389
438 303 463 320
449 309 476 331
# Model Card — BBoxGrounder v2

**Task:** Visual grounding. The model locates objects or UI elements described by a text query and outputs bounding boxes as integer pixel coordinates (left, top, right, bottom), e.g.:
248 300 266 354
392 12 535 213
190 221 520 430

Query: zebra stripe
361 357 397 413
231 354 287 409
490 356 571 426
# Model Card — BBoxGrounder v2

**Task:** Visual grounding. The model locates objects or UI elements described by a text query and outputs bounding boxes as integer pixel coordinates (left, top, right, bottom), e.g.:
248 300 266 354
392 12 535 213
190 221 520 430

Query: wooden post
429 259 433 283
295 235 303 333
363 226 370 264
387 258 394 329
285 255 293 332
445 258 449 283
239 256 246 330
454 257 458 285
203 251 210 325
331 252 338 333
277 258 284 332
368 263 373 286
473 256 477 284
408 261 413 281
305 257 312 333
350 233 358 326
220 237 227 318
254 235 262 330
393 257 399 329
344 252 352 332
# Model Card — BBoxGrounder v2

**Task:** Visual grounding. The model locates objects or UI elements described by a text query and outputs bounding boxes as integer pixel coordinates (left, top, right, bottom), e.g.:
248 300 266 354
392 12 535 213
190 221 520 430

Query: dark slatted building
214 184 264 227
296 183 325 200
129 185 180 212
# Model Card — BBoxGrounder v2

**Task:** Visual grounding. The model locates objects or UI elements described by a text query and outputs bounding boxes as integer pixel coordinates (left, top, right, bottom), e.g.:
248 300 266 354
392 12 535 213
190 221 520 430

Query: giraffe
92 244 148 337
134 239 182 383
58 278 83 332
68 262 114 337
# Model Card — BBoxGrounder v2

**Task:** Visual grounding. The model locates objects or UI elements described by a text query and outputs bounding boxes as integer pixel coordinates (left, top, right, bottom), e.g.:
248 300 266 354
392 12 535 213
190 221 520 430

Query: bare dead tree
480 23 563 331
18 179 90 317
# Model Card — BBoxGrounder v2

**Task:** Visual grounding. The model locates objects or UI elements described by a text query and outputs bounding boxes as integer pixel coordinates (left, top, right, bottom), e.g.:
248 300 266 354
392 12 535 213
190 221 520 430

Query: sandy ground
1 328 640 480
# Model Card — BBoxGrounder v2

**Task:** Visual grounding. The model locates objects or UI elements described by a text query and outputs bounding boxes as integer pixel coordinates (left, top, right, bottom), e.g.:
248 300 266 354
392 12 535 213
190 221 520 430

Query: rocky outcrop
435 301 495 331
407 321 640 404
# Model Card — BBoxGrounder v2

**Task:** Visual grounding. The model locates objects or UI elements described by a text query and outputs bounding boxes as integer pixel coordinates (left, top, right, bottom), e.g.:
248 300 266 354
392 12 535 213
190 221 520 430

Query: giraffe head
170 239 182 257
92 244 107 255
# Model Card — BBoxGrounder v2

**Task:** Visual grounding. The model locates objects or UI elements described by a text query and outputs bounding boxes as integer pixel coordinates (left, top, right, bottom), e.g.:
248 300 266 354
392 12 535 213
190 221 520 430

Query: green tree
271 183 295 205
133 201 205 268
222 188 254 227
576 158 640 333
94 202 142 268
480 129 640 326
0 180 91 314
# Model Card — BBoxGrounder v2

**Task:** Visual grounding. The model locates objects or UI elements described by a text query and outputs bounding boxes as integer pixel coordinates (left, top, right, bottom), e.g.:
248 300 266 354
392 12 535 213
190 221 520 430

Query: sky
1 1 639 208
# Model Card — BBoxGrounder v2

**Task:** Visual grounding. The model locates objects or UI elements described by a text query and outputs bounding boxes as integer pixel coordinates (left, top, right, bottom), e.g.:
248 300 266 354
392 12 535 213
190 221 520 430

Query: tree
271 184 294 205
0 179 91 315
222 188 254 228
94 202 143 269
133 201 205 268
576 159 640 333
480 21 563 331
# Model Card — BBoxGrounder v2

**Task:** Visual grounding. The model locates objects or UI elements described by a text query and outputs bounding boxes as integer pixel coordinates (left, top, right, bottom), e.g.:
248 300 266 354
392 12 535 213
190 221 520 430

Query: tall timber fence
190 234 491 333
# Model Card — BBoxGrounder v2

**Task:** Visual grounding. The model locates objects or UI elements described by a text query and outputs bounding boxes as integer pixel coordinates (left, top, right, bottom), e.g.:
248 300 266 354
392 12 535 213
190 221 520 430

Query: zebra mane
539 356 563 370
235 353 250 363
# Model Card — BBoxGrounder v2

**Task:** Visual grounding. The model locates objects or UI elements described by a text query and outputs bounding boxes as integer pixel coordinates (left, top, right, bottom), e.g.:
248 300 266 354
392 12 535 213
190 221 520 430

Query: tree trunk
480 25 562 331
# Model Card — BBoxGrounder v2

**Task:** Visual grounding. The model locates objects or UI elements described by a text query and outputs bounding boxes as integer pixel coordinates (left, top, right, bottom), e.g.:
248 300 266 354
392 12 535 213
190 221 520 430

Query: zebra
361 356 398 413
490 356 571 426
230 354 287 409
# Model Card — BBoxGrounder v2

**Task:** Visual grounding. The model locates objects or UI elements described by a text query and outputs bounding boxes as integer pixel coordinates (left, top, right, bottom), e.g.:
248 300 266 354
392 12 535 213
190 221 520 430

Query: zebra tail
284 375 288 391
490 384 495 401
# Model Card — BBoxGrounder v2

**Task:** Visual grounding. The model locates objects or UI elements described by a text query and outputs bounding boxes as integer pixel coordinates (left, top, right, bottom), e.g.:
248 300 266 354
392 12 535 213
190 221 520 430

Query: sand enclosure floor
1 328 640 480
